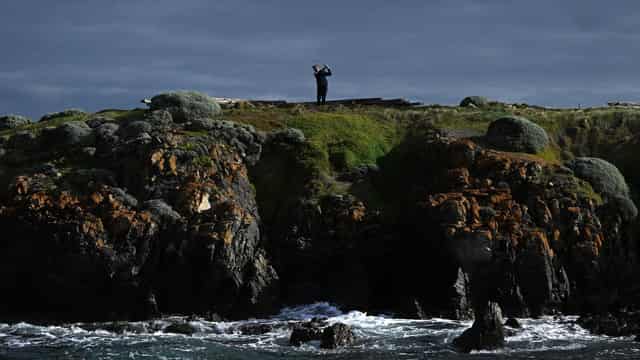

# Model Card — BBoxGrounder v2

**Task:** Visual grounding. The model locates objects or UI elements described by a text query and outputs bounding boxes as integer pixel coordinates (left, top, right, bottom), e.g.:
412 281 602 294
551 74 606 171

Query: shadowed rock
320 323 355 349
453 302 505 353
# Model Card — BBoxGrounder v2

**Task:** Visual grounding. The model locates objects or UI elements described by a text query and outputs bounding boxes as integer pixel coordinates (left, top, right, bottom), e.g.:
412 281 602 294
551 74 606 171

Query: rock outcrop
320 323 356 349
0 102 277 321
453 302 505 353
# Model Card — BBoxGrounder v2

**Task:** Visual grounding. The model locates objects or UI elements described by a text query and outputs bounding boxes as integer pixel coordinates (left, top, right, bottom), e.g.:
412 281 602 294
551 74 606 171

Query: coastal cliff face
0 94 638 337
0 104 277 321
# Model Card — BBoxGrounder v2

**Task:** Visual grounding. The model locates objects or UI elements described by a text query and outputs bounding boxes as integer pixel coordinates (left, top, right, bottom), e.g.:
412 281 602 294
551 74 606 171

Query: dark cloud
1 0 640 118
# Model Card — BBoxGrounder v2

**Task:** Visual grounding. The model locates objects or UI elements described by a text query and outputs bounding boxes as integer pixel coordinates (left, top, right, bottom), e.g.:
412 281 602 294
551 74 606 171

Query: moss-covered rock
0 115 31 130
150 91 222 123
486 116 549 154
566 157 631 199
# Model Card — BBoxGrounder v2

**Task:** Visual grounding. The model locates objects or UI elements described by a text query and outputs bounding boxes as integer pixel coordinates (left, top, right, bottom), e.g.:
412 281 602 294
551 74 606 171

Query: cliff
0 93 638 340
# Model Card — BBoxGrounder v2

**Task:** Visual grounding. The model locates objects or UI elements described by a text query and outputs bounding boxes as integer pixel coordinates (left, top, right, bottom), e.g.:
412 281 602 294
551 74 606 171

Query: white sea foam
0 304 635 358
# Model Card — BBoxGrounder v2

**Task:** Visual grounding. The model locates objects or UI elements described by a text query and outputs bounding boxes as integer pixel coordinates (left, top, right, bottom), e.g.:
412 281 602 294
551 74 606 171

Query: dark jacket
314 67 332 88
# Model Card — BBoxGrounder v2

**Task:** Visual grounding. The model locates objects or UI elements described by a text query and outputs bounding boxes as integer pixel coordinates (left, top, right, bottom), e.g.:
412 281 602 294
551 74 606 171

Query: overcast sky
2 0 640 118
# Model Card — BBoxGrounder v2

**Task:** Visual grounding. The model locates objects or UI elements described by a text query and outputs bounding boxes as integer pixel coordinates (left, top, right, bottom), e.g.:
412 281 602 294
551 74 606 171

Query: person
313 64 332 105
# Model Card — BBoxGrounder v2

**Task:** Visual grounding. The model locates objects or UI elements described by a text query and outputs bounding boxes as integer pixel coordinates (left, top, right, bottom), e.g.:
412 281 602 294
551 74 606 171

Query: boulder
40 109 86 122
41 121 94 148
289 319 327 346
0 114 31 130
460 96 489 108
150 91 222 123
320 323 355 349
566 157 631 199
486 116 549 154
453 302 505 353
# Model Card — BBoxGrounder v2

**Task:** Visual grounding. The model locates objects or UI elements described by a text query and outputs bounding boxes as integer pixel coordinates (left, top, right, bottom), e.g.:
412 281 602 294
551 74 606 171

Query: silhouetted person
313 64 332 105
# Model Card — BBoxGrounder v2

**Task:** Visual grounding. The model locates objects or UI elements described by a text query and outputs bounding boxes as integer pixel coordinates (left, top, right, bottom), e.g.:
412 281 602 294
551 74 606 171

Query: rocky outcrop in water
453 301 505 353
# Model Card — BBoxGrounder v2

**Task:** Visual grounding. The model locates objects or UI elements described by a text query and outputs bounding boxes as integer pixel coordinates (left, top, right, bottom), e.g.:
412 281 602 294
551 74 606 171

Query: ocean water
1 302 639 359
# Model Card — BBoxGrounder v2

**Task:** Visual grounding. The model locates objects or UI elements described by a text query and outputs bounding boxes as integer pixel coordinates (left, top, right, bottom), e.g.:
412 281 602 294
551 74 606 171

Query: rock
566 157 631 199
186 118 217 131
6 131 38 150
453 302 505 353
448 268 473 320
577 312 640 337
163 322 199 335
0 114 31 130
110 187 139 208
85 115 115 128
290 324 323 346
42 121 94 148
40 109 86 122
144 110 173 127
460 96 489 108
504 318 522 329
81 147 96 157
486 116 549 153
320 323 355 349
118 121 152 139
95 122 120 141
142 199 182 223
150 91 222 123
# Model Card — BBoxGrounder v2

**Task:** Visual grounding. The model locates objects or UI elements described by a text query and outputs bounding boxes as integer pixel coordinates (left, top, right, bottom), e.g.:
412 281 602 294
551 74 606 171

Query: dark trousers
317 84 328 105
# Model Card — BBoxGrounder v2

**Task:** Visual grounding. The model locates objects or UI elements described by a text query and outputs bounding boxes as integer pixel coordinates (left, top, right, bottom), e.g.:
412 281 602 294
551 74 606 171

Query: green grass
228 107 402 173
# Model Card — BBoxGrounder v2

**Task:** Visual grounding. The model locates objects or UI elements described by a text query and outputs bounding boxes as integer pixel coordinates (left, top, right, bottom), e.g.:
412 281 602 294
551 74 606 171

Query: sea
1 302 639 359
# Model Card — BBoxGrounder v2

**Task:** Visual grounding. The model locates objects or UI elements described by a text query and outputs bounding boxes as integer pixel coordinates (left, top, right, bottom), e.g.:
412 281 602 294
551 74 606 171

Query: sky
2 0 640 118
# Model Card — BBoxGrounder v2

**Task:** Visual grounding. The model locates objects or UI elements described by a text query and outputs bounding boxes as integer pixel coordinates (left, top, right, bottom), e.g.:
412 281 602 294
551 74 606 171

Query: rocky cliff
0 93 638 347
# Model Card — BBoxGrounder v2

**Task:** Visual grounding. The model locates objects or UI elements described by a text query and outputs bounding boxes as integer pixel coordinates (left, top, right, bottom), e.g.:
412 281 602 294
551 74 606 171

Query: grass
227 107 402 173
